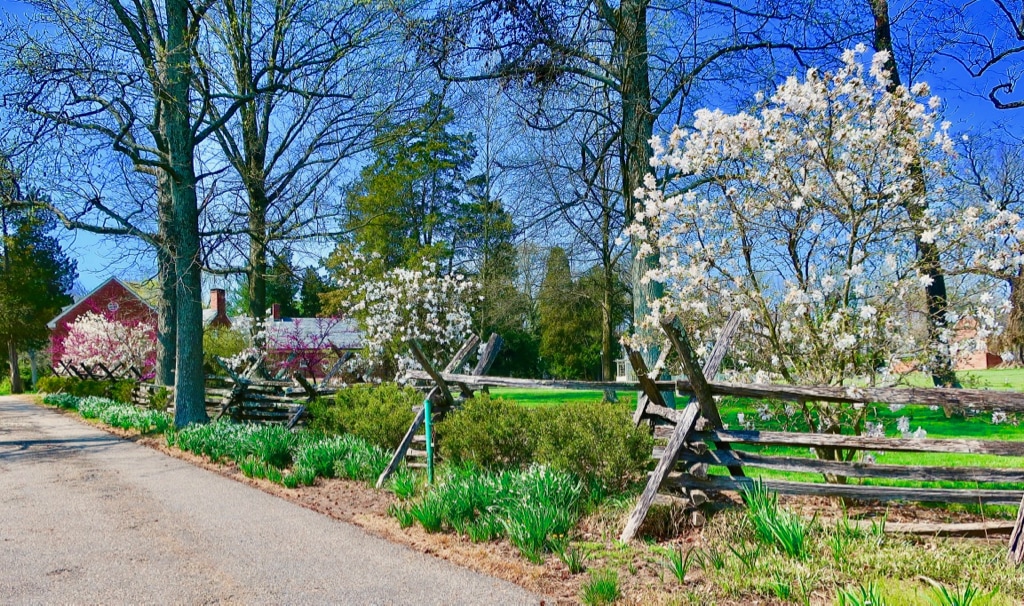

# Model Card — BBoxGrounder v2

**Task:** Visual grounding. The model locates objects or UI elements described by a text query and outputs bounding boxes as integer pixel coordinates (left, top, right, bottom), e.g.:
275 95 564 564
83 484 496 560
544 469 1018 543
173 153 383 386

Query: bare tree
411 0 861 364
869 0 961 386
4 0 246 424
200 0 418 320
938 0 1024 109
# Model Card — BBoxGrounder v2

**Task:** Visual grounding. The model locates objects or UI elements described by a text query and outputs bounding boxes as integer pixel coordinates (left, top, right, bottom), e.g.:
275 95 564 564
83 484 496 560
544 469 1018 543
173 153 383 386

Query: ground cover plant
391 463 586 563
43 393 170 433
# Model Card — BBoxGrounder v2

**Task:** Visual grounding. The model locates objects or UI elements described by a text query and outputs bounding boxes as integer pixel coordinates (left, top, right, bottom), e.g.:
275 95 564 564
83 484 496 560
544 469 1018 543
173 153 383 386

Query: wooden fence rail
405 320 1024 565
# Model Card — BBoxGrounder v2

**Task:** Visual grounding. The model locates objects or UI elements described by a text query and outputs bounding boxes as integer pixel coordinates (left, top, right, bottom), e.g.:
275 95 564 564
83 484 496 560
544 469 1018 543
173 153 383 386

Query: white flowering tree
325 253 479 380
627 47 1004 449
59 312 156 376
957 139 1024 363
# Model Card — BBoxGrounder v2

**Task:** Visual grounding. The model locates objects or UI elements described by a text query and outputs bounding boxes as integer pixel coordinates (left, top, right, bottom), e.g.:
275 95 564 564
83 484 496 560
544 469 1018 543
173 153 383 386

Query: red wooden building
46 277 158 367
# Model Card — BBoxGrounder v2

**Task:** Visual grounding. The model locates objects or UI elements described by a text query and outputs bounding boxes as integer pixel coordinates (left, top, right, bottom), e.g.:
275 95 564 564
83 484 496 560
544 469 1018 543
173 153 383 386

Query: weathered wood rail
404 316 1024 565
609 313 1024 566
66 355 340 427
377 334 504 487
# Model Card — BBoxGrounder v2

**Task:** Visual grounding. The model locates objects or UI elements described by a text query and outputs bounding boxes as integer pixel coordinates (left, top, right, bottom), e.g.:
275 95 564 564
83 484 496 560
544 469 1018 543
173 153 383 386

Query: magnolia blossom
330 252 478 380
61 312 156 373
627 47 1004 390
864 422 886 438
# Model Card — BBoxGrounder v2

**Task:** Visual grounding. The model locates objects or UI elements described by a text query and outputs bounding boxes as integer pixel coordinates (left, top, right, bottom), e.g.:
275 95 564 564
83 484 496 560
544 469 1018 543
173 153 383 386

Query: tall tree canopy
340 93 476 274
0 167 76 392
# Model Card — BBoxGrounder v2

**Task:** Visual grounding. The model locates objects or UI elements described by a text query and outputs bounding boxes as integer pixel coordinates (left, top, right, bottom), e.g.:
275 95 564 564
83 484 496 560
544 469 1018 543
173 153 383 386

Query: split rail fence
55 354 345 428
404 314 1024 565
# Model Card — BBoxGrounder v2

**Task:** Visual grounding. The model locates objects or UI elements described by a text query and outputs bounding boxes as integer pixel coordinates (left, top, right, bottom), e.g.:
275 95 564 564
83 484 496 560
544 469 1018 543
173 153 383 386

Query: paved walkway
0 396 541 604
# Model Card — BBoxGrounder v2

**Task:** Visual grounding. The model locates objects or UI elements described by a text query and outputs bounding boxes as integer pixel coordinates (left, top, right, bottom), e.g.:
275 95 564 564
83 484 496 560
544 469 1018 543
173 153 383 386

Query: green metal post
422 398 434 484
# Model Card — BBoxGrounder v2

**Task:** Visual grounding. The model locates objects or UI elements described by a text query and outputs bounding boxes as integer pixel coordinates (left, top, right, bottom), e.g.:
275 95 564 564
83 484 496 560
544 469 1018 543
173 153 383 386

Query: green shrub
107 380 137 405
35 376 138 403
533 401 653 491
437 394 536 470
203 327 248 375
147 386 172 411
307 383 419 449
34 375 66 395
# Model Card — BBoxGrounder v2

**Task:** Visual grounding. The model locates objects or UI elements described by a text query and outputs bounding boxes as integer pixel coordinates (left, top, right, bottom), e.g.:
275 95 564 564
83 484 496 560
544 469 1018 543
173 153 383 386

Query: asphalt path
0 396 541 605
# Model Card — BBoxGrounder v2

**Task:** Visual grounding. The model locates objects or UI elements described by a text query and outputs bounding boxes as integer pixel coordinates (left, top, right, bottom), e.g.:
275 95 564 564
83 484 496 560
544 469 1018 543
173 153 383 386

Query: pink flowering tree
265 317 348 380
60 312 156 376
627 47 1004 447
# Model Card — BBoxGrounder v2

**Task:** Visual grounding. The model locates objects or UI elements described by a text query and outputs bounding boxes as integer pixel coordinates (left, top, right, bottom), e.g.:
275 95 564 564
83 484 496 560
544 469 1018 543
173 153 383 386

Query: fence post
423 397 435 484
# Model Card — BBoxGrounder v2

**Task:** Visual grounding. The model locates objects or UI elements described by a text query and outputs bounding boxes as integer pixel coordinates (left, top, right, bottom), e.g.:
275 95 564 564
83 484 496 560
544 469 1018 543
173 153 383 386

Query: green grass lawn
489 387 637 408
491 370 1024 513
905 367 1024 390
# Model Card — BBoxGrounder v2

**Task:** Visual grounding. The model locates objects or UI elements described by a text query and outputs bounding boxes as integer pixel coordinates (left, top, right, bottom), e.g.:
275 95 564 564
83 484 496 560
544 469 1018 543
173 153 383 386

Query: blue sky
4 0 1020 291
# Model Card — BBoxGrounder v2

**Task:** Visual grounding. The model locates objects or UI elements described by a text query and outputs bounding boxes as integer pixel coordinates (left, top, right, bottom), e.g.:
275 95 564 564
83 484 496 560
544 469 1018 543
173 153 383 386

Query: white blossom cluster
331 252 479 380
220 317 268 373
627 46 1005 388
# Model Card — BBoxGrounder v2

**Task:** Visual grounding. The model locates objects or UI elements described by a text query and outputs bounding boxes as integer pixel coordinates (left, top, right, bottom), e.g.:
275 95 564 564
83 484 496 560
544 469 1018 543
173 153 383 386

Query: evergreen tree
0 170 77 392
340 93 476 274
265 250 300 317
299 267 329 317
537 247 603 379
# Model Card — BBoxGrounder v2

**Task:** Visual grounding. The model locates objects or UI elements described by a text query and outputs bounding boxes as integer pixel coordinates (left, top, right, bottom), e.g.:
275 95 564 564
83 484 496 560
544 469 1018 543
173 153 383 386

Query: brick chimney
211 288 226 314
208 288 231 328
270 302 281 321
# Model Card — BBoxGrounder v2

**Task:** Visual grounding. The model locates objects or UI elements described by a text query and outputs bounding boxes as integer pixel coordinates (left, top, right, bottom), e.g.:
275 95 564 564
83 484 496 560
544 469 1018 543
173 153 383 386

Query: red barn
46 277 158 368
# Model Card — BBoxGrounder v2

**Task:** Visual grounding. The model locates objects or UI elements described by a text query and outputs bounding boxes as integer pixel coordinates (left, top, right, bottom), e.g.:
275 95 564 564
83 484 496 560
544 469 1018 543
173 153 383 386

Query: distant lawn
489 370 1024 513
489 387 637 408
491 368 1024 408
905 367 1024 391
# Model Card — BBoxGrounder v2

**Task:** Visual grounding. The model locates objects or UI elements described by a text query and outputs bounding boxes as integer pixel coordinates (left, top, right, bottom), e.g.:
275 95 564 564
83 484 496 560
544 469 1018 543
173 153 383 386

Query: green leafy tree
341 93 476 273
0 171 77 392
460 188 541 376
299 267 329 317
537 247 604 379
266 251 300 317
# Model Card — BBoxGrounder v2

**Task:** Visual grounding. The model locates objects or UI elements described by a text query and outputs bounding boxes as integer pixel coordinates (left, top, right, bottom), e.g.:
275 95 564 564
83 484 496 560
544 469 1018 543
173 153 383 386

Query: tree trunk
7 340 23 394
247 189 268 323
617 0 662 368
165 0 207 427
29 348 38 387
155 174 177 387
869 0 959 387
602 279 614 382
1004 271 1024 363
